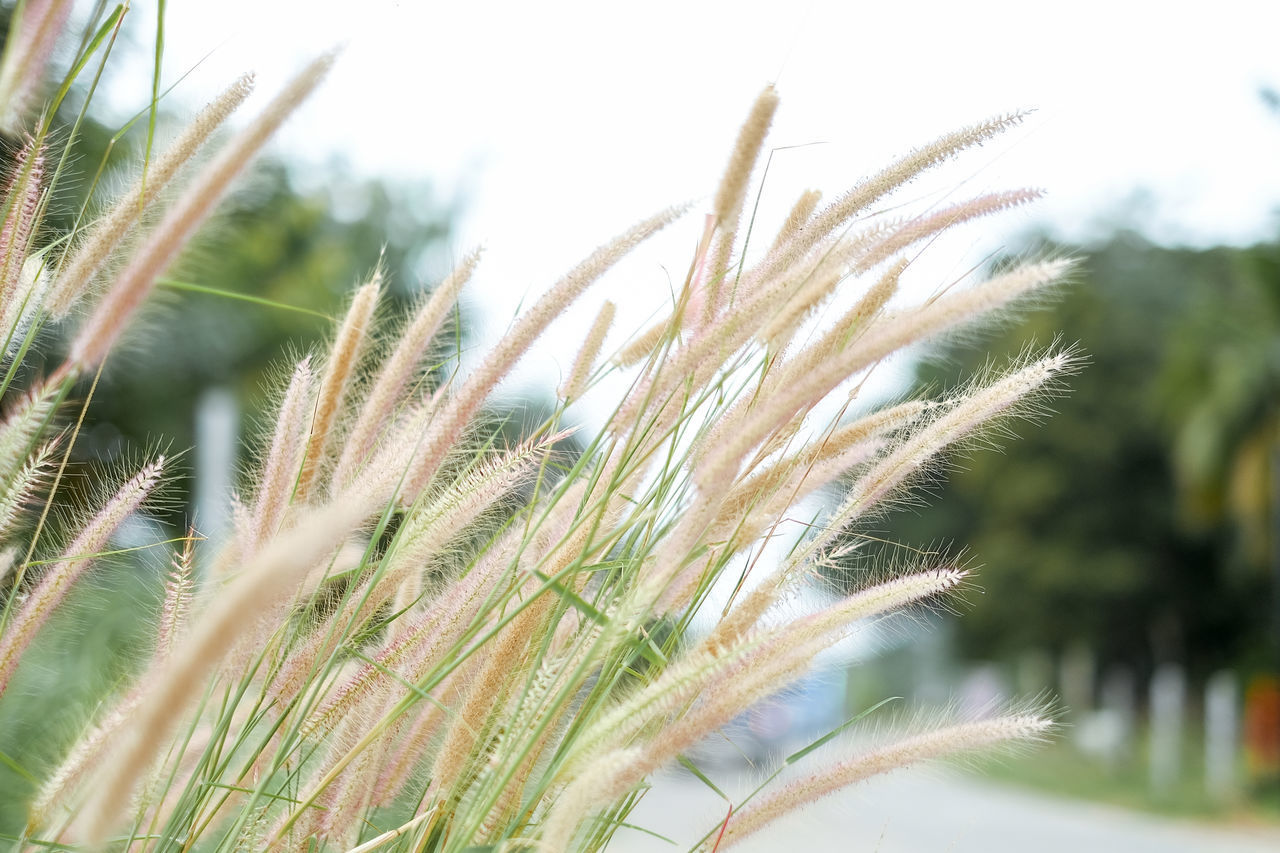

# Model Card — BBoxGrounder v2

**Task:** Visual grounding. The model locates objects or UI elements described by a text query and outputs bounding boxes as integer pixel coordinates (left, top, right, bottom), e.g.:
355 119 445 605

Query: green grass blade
0 747 36 784
40 3 125 130
676 754 727 801
783 695 900 765
140 0 166 207
157 279 334 320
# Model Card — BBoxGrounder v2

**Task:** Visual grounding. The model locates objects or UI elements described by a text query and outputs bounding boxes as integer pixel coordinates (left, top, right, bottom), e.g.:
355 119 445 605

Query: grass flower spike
47 73 256 318
709 712 1054 849
0 457 164 696
70 53 334 369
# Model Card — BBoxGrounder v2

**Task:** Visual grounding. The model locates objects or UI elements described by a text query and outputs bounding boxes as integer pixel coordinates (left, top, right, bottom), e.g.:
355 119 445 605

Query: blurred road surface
605 765 1280 852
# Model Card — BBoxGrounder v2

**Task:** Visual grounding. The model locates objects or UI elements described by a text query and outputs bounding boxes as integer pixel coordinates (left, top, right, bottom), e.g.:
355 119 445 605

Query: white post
195 387 238 547
1205 670 1239 802
1100 665 1136 768
1149 663 1186 797
1060 642 1095 717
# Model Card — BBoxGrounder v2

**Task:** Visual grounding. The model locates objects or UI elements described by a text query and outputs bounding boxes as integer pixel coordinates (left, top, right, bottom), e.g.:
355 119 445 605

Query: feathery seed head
297 274 382 499
769 188 822 254
0 0 74 133
712 709 1051 849
81 499 362 840
70 53 334 369
48 72 256 318
560 299 616 401
400 203 689 499
0 456 164 697
713 85 779 229
335 248 482 486
245 356 315 558
759 111 1028 283
0 138 45 312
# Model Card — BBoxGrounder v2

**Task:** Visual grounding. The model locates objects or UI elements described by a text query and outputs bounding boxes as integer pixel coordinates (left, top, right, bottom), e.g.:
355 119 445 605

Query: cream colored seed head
713 712 1052 849
70 52 334 370
296 274 381 500
560 299 615 401
0 456 165 698
47 73 255 318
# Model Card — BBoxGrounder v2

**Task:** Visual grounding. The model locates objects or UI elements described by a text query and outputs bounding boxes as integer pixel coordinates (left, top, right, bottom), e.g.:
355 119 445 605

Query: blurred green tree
887 231 1278 679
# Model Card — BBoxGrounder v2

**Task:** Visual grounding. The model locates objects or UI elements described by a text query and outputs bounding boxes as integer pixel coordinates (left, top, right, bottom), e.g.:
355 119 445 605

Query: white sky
106 0 1280 417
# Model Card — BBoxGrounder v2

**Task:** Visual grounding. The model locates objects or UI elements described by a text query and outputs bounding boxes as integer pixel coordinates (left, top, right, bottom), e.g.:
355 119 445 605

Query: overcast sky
117 0 1280 415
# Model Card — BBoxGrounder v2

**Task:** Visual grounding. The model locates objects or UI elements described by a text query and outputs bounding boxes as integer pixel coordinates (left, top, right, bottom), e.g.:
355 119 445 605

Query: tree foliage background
888 229 1280 682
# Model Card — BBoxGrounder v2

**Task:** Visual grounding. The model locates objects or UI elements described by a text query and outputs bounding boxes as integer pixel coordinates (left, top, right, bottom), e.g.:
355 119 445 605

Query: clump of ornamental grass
0 8 1069 852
